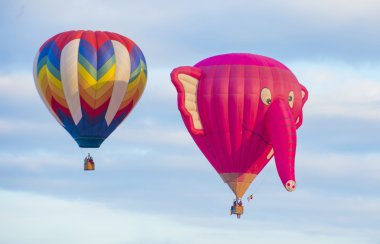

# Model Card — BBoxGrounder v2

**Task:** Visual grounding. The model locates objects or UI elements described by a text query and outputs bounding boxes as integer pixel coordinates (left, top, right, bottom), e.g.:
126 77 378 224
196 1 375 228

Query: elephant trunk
265 99 297 192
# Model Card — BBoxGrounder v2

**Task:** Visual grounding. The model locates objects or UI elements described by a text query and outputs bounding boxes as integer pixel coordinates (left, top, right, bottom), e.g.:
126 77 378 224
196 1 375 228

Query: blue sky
0 0 380 243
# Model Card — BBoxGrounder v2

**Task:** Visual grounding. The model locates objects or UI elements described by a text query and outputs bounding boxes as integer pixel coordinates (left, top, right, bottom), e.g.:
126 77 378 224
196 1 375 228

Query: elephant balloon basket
230 205 244 219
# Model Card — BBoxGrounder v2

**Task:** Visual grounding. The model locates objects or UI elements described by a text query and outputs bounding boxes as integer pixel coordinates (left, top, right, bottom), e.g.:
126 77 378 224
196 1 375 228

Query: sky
0 0 380 243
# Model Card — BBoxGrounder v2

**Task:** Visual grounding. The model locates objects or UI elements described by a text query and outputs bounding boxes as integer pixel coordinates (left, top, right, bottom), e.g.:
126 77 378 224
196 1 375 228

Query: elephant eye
288 91 294 108
261 88 272 105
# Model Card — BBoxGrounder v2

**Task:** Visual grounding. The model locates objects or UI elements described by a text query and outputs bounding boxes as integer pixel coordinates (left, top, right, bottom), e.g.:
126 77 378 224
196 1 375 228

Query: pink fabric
195 53 290 69
171 53 308 190
265 99 296 185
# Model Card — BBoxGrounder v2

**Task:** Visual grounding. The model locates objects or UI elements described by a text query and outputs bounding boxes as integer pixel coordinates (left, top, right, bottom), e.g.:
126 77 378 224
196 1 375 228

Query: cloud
0 118 54 135
0 189 198 244
278 0 380 23
291 61 380 121
1 44 380 243
1 59 380 172
1 0 380 71
0 150 78 171
0 1 379 243
0 72 37 102
0 188 378 244
297 150 380 184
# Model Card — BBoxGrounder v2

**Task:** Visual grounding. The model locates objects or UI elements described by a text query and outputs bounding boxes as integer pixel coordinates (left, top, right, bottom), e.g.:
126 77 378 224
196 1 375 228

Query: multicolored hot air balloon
33 30 147 170
171 53 308 218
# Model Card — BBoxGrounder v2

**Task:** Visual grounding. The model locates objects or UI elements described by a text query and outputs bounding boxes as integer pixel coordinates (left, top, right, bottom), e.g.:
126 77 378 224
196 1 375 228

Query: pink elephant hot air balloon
171 53 308 218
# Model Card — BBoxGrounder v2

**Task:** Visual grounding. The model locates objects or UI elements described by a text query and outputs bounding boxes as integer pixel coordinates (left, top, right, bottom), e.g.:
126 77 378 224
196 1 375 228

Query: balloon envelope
33 30 147 148
171 53 308 198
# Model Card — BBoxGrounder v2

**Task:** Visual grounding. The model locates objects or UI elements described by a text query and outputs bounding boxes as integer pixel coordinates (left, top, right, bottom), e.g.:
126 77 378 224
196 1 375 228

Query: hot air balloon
171 53 308 218
33 30 147 170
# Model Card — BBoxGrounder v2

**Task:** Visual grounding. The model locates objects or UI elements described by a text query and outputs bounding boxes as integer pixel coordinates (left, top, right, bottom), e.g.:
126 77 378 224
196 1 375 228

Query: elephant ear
296 83 308 129
171 66 205 136
300 84 308 105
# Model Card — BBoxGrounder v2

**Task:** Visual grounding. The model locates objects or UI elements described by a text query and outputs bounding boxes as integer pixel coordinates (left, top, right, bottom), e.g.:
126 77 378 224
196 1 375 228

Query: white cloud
0 3 379 243
297 150 380 182
0 189 194 244
0 56 380 244
0 72 37 102
112 124 192 147
144 68 177 101
281 0 380 23
3 0 380 69
0 150 79 171
0 118 55 134
1 61 380 174
291 61 380 121
0 189 378 244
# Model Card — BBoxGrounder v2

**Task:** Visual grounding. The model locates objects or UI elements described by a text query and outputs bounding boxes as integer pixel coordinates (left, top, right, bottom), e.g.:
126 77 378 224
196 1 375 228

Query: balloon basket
230 199 244 219
84 154 95 171
230 206 244 219
84 161 95 170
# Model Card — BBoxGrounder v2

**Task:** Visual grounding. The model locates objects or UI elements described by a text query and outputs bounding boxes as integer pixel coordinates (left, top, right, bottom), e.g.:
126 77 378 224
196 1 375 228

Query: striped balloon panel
33 30 147 148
